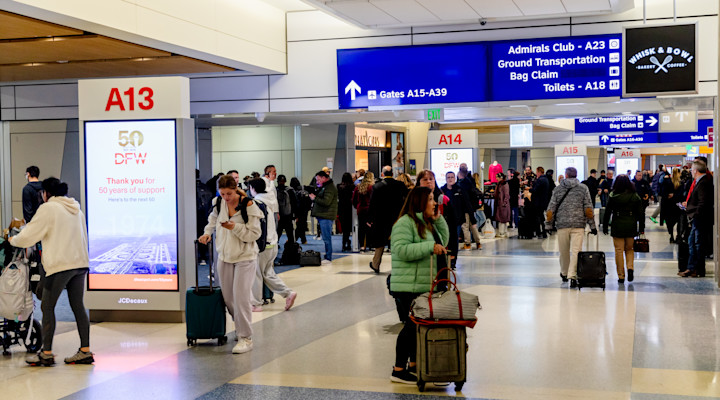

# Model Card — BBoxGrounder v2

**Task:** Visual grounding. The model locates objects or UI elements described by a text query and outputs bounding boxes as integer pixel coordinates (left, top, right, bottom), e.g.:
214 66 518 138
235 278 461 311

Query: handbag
410 266 481 321
633 234 649 253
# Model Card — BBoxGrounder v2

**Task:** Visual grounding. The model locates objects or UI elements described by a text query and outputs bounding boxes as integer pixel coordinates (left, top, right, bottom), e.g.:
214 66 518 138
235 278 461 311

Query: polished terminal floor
2 207 719 400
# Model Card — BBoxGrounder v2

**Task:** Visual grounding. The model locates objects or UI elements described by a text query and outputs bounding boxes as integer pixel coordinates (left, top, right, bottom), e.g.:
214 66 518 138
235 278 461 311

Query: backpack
296 189 312 212
277 187 292 217
214 196 268 252
0 249 34 321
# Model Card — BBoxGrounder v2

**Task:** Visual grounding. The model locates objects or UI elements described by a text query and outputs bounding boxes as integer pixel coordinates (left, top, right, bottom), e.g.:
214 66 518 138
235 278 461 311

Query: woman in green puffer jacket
602 174 645 284
388 186 449 385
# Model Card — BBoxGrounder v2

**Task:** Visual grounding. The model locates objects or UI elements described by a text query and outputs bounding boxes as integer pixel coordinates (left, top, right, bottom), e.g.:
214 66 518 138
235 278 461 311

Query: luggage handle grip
194 238 214 294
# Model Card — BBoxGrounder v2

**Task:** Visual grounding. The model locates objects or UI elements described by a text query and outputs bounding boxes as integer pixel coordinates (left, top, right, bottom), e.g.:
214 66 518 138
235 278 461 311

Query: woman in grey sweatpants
199 175 263 354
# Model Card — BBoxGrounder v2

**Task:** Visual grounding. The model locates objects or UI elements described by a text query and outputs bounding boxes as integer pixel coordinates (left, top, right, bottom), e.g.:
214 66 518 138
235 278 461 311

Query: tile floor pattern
2 211 719 400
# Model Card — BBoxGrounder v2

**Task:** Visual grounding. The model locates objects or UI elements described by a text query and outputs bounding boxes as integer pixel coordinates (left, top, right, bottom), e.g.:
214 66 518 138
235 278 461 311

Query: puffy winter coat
389 213 449 293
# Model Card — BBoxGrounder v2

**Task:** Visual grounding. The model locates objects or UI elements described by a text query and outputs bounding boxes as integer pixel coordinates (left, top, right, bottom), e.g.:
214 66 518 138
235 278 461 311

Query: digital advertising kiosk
615 148 642 175
427 130 478 188
555 144 588 182
78 77 196 322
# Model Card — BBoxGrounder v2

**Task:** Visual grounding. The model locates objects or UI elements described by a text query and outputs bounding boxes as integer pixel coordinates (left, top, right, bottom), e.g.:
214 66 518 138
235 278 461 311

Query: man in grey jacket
545 167 598 286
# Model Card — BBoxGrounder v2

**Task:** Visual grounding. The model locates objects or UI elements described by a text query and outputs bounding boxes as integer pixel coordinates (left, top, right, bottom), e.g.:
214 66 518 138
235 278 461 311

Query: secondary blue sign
337 34 621 109
337 43 488 109
599 119 712 145
576 114 659 134
489 34 622 101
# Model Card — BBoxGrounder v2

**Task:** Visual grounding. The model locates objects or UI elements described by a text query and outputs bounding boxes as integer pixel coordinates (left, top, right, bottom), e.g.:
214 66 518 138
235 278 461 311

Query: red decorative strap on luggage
428 278 464 321
409 314 477 329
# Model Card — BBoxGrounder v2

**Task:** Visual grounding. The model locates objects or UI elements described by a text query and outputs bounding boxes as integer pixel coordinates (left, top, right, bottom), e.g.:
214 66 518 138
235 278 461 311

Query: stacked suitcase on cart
409 267 481 392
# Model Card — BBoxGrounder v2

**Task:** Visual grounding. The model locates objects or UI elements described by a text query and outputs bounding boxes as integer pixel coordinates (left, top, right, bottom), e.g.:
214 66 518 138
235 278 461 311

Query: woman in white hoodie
247 178 297 313
198 175 262 354
10 178 92 366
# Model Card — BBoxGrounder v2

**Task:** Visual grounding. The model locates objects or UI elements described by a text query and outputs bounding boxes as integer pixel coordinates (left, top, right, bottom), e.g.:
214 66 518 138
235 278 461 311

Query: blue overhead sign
337 43 488 109
489 34 622 101
336 34 622 109
576 114 659 134
599 119 712 145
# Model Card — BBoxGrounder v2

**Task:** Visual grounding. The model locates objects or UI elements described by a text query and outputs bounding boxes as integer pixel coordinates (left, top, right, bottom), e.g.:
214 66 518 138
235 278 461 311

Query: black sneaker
618 278 625 284
569 279 578 288
627 269 634 282
560 273 568 282
26 352 55 366
390 369 417 384
407 365 417 376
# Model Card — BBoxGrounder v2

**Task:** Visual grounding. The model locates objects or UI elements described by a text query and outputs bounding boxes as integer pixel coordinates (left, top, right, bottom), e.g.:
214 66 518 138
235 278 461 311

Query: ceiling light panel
415 0 481 21
327 1 400 25
561 0 611 13
370 0 440 23
512 0 567 15
464 0 523 18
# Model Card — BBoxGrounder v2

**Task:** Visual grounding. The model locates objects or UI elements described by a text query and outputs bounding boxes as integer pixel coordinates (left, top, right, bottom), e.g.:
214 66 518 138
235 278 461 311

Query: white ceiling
303 0 634 28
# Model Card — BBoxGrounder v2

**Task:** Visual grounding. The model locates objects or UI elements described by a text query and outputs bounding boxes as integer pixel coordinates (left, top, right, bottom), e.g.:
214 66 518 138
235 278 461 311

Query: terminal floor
2 215 720 400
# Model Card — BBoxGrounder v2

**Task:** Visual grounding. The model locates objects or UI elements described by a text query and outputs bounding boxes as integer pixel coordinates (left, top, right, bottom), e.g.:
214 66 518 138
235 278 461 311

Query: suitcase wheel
187 339 197 346
455 381 465 391
417 380 426 392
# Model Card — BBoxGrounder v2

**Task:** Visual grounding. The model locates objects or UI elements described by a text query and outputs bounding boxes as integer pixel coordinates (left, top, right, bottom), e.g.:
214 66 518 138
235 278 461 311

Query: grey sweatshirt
545 178 596 230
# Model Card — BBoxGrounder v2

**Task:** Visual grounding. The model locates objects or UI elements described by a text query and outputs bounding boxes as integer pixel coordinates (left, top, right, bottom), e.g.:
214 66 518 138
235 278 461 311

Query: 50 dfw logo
628 46 694 74
116 130 147 165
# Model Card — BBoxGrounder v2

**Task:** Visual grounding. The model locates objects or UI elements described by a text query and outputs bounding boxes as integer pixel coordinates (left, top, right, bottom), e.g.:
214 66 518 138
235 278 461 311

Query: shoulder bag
550 186 577 231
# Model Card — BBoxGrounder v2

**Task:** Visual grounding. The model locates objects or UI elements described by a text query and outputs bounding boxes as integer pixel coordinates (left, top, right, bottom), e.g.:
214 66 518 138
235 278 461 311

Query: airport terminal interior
1 0 720 399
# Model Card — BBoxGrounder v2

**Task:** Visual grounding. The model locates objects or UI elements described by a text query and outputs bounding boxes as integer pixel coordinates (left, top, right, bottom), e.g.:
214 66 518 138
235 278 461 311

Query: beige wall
212 125 295 182
9 120 67 220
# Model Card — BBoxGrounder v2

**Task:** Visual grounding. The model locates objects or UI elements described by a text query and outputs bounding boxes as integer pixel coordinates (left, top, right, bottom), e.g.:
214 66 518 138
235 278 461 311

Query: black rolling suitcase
517 215 535 239
186 239 228 346
577 232 606 290
416 324 467 392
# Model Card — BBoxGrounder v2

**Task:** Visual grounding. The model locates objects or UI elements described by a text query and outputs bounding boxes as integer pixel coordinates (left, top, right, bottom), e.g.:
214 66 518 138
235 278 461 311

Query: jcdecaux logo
118 298 148 304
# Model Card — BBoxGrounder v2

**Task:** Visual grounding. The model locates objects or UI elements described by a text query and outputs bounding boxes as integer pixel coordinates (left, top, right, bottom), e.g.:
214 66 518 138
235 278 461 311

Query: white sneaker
232 337 253 354
321 259 332 265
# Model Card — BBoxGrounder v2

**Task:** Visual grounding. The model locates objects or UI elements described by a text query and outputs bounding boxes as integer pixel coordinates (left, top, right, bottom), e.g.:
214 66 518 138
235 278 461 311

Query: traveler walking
650 165 665 222
545 167 597 286
309 171 338 264
441 171 473 257
583 169 599 209
337 172 356 252
352 172 374 252
632 170 652 216
679 160 714 277
11 178 93 366
290 177 310 244
388 186 449 384
602 174 644 283
22 166 44 223
275 175 297 243
508 170 520 229
531 167 551 238
198 175 262 354
599 170 614 211
661 169 683 242
247 178 297 312
368 167 409 273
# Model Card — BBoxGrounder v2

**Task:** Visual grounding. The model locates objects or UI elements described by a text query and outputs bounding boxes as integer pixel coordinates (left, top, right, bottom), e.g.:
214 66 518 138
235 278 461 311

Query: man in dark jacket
508 170 520 228
600 170 614 208
276 175 297 244
457 169 482 249
310 171 338 264
22 165 44 222
368 167 409 273
679 160 714 277
531 167 551 238
583 169 599 209
632 170 651 215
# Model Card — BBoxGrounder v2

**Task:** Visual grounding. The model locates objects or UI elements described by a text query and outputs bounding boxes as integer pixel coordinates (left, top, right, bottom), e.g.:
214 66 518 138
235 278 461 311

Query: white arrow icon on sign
646 115 658 127
675 111 689 122
601 135 610 143
345 80 361 100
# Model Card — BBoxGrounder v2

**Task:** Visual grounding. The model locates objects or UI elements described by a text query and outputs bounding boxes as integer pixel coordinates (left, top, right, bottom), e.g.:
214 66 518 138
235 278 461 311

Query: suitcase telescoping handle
584 230 599 252
194 238 214 294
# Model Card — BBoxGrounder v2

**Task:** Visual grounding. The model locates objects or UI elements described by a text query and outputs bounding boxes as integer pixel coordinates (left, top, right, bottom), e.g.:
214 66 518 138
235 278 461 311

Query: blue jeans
474 209 486 229
318 218 334 261
687 220 705 273
510 207 519 228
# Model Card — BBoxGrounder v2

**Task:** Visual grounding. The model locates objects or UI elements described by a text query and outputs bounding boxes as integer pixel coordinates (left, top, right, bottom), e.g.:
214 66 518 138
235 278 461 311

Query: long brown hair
218 174 247 197
398 186 433 239
672 169 681 189
358 172 375 194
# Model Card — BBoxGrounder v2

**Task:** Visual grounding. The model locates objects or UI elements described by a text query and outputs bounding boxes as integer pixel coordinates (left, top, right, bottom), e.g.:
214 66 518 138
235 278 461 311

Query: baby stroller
0 239 42 355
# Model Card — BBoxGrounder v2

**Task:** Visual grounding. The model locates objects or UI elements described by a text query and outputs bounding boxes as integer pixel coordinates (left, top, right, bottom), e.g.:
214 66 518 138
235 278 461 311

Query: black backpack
277 187 292 217
214 196 268 252
295 189 312 212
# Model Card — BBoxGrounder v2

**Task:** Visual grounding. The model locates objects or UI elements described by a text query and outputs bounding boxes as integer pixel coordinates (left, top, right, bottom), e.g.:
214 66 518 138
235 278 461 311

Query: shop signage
575 114 658 134
427 130 478 149
598 119 711 145
354 128 386 148
623 23 697 96
337 34 621 109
